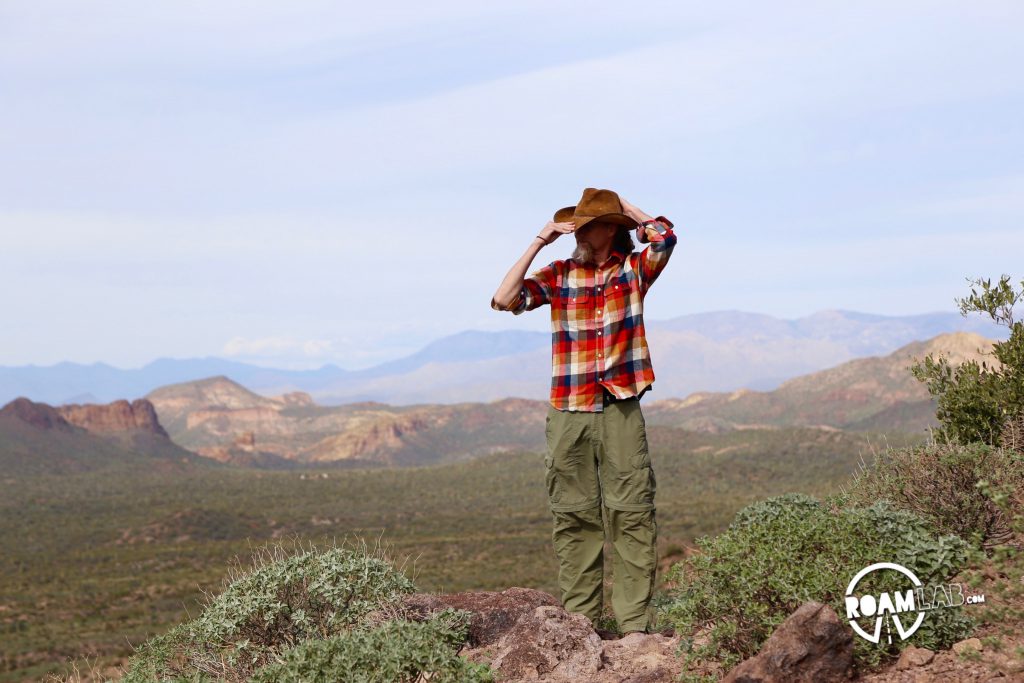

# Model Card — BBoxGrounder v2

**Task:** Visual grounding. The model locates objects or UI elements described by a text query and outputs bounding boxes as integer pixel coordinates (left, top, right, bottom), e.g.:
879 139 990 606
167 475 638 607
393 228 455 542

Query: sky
1 1 1022 370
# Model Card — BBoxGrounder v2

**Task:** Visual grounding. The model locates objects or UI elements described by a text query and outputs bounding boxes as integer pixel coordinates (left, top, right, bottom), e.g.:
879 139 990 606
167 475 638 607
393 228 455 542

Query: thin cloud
223 336 334 359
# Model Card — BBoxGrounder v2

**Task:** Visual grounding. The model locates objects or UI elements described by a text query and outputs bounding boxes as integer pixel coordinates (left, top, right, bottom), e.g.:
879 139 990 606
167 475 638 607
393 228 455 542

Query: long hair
613 228 636 255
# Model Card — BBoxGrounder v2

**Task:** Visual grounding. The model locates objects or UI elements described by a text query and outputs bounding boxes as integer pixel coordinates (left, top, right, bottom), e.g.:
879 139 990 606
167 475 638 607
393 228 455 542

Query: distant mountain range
144 331 993 466
1 331 995 471
0 310 1006 406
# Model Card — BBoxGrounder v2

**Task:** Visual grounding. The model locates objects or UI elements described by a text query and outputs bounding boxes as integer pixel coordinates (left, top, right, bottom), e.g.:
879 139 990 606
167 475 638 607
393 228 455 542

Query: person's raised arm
619 195 677 293
491 220 574 311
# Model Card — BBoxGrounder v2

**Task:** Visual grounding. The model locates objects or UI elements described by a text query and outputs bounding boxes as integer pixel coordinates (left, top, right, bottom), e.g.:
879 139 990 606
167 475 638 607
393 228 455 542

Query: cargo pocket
630 441 651 470
544 454 561 504
629 407 651 470
629 423 655 509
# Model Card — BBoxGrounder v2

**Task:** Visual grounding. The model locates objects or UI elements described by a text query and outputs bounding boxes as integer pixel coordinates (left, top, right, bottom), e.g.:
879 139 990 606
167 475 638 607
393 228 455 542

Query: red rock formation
234 430 256 450
277 391 314 406
186 407 281 434
56 399 169 438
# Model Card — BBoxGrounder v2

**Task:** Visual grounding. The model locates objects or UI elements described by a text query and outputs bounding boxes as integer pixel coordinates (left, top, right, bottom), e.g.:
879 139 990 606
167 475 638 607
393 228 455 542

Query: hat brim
552 205 639 230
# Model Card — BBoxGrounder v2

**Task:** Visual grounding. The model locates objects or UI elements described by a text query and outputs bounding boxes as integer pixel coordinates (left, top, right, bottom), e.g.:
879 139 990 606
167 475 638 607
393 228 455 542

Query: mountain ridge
0 309 1005 407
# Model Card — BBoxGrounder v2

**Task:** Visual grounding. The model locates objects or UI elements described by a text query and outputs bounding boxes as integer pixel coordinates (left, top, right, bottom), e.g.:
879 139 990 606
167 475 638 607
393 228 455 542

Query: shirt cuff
491 290 524 313
643 215 674 229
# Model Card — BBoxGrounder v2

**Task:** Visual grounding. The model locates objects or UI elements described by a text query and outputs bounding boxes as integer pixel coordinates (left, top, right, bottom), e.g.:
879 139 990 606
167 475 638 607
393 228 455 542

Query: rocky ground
52 568 1024 683
405 587 688 683
857 568 1024 682
407 575 1024 683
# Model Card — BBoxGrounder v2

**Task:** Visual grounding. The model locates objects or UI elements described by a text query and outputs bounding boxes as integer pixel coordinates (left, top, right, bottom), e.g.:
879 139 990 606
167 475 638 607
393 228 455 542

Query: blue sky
1 1 1022 369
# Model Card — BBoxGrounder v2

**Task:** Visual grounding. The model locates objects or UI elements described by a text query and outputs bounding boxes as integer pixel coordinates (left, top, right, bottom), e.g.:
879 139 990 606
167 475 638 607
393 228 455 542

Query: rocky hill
645 331 996 433
145 375 546 466
0 332 993 472
0 396 209 475
138 332 994 467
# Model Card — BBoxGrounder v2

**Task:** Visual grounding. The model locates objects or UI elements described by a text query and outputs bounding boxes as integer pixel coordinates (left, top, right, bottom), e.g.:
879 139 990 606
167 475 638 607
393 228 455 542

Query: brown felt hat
553 188 640 231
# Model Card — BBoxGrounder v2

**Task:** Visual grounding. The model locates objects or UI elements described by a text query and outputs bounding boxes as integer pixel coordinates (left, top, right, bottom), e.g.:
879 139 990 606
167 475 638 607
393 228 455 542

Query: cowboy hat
553 187 640 231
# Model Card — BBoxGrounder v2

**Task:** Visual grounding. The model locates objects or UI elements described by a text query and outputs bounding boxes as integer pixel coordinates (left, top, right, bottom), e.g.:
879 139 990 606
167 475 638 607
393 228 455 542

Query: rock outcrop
196 430 294 468
299 413 433 463
723 601 853 683
405 587 683 682
144 376 545 467
57 398 169 437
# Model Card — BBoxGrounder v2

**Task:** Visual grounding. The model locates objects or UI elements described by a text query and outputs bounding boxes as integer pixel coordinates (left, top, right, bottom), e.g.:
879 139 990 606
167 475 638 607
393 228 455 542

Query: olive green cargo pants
544 398 657 632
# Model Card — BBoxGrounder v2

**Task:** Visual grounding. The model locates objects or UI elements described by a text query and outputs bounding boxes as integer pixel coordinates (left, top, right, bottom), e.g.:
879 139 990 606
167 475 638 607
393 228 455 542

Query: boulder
405 588 683 682
473 605 603 681
723 601 853 683
897 646 936 670
951 637 983 655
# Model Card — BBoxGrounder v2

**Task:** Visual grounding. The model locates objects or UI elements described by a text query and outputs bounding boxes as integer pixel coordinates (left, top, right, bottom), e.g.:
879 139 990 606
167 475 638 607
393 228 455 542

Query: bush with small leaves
251 609 492 683
658 494 973 673
122 541 419 682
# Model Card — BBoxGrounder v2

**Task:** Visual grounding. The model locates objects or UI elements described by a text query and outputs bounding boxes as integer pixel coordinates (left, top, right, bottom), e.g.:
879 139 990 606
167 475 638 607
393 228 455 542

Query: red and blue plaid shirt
493 217 677 412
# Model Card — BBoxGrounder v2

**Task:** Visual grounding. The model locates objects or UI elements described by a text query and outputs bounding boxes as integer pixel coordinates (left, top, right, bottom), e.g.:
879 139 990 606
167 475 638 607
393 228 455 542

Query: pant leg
544 406 605 622
604 506 657 631
551 506 605 621
597 399 658 632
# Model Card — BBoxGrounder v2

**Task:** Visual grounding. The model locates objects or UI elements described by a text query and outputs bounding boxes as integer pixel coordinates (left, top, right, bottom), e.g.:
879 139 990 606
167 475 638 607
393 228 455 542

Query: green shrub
123 541 418 682
841 441 1024 549
658 494 973 673
251 609 492 683
910 274 1024 447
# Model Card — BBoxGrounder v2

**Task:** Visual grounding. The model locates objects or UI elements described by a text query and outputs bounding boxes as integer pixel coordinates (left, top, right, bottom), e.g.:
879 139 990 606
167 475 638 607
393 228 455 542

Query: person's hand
618 195 656 243
618 196 652 223
537 220 575 245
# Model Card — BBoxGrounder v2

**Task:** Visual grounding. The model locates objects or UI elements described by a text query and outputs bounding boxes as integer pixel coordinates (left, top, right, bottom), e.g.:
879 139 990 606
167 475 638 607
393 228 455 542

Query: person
490 187 677 635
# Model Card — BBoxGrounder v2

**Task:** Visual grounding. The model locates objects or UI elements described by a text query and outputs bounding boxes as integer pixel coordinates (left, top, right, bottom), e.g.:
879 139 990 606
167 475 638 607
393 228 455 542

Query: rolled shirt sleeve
491 261 560 315
636 216 677 294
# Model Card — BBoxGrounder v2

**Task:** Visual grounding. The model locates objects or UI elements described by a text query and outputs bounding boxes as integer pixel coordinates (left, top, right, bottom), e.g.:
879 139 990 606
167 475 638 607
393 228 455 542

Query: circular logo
845 562 925 643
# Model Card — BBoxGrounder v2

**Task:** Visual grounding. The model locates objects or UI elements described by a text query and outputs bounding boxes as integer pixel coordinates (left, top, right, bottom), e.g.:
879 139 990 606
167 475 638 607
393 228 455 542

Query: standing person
490 187 677 635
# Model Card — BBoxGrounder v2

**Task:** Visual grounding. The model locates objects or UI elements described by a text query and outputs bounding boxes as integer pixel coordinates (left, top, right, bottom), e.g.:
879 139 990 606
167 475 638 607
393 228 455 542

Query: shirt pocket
558 286 594 334
609 271 638 297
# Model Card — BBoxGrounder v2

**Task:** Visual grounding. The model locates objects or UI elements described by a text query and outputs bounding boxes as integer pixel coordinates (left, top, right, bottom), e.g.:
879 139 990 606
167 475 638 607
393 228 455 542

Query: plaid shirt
493 217 677 412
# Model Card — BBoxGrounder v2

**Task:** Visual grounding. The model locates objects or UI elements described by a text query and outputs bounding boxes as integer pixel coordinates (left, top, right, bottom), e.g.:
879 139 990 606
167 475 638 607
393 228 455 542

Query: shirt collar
608 244 628 264
570 245 628 270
